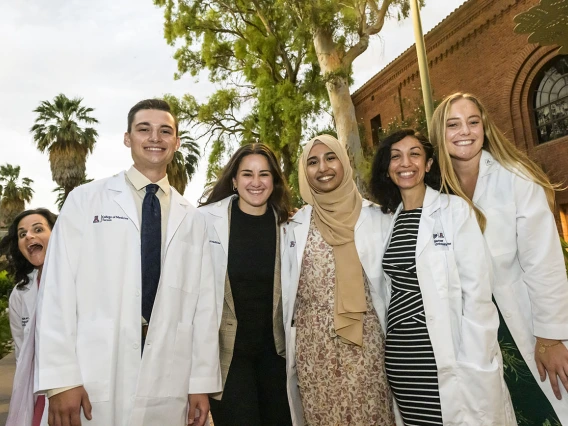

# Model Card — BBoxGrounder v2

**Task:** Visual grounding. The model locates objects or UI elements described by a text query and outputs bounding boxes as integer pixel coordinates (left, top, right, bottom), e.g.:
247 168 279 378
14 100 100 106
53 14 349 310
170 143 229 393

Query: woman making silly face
0 208 57 426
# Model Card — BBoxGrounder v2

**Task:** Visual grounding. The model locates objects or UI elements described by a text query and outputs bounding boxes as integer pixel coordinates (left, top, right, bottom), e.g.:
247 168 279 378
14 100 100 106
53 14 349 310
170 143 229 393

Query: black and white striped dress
383 208 443 426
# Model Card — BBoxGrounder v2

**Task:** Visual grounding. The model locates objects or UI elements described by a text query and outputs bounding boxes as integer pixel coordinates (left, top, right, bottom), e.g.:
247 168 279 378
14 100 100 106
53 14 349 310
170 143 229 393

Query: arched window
534 55 568 143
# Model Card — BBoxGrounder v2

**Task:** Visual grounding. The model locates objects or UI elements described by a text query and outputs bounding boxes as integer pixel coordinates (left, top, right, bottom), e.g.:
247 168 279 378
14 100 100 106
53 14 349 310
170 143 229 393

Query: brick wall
353 0 568 234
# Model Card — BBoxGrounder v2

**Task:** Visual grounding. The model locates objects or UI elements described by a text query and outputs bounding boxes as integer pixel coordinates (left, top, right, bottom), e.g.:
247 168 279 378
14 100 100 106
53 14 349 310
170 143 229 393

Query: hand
187 393 209 426
48 386 92 426
535 338 568 400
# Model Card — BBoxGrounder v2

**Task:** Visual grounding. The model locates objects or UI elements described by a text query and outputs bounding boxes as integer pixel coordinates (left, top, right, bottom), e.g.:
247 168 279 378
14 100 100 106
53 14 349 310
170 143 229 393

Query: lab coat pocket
168 242 202 293
168 322 194 397
456 360 506 425
76 319 113 402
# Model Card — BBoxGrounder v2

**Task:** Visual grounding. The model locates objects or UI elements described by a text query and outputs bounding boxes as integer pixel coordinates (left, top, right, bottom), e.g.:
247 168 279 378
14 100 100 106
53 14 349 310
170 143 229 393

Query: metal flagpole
410 0 434 134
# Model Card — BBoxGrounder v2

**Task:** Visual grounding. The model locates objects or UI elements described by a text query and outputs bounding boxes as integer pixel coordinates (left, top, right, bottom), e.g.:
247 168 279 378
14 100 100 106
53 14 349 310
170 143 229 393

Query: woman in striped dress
370 129 515 425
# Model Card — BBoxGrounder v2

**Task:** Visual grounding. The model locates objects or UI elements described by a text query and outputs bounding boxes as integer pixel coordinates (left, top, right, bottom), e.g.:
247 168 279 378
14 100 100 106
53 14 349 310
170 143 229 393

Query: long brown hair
199 143 291 224
431 93 561 230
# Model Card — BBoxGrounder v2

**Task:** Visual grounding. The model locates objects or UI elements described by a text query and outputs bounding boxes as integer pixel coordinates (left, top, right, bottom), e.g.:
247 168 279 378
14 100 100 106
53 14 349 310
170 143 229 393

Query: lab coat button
133 343 139 349
526 354 533 361
505 311 512 318
428 316 434 323
135 290 140 297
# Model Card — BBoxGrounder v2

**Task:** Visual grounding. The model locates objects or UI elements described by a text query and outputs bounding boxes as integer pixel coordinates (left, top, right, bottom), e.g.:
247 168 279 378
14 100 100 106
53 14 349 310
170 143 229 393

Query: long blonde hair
431 92 560 231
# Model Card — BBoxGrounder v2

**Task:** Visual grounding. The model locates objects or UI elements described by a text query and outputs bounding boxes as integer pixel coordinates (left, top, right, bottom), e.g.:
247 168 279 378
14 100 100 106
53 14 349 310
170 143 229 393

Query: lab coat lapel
416 186 440 258
473 150 498 205
110 172 140 231
165 190 189 252
292 209 310 269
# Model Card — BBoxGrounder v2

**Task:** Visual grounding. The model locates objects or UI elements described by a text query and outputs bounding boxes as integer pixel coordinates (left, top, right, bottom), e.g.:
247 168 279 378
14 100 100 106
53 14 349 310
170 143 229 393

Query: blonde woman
281 134 395 425
431 92 568 424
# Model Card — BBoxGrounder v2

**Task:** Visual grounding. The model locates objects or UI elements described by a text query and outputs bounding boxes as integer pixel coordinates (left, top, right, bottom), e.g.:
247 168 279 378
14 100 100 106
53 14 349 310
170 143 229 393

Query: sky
0 0 466 213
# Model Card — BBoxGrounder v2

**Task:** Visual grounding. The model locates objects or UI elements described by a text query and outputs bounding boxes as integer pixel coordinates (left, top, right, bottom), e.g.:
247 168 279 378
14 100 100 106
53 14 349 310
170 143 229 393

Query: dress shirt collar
126 166 170 195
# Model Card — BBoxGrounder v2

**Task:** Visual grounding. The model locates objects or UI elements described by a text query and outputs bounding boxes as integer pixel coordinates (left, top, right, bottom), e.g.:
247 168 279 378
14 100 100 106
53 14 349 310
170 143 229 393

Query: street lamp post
410 0 434 134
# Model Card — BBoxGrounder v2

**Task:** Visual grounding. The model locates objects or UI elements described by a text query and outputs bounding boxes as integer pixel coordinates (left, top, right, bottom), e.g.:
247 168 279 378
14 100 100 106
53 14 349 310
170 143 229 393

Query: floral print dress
294 217 395 426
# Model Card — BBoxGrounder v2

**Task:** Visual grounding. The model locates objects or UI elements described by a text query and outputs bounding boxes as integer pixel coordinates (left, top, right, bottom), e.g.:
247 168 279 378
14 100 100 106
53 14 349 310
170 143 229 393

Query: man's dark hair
127 99 178 136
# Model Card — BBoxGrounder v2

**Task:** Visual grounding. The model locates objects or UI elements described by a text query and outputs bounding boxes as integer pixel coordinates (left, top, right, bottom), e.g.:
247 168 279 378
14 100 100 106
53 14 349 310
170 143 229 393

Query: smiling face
445 98 485 164
124 109 180 178
388 136 433 191
232 154 274 215
305 142 345 193
17 214 52 268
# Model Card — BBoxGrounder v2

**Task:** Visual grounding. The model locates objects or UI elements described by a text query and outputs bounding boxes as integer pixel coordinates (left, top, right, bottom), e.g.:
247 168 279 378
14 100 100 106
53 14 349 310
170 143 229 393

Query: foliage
30 94 99 204
282 0 421 185
0 298 12 359
0 164 34 225
53 175 93 211
0 271 13 359
155 0 329 198
0 270 14 300
167 130 201 195
561 237 568 276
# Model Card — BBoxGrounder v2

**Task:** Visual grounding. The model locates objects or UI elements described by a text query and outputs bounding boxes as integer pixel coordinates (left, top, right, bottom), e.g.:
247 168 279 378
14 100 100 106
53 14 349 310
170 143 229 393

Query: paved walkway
0 353 216 425
0 352 15 424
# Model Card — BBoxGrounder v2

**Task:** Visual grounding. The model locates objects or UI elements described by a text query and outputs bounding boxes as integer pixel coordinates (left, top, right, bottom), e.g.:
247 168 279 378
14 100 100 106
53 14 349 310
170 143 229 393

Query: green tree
30 94 99 205
167 130 201 195
53 175 93 211
155 0 328 196
284 0 418 185
0 164 34 225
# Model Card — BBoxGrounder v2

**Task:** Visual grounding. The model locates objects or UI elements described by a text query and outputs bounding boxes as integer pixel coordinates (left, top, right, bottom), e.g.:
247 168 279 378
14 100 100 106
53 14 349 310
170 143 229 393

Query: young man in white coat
34 99 221 426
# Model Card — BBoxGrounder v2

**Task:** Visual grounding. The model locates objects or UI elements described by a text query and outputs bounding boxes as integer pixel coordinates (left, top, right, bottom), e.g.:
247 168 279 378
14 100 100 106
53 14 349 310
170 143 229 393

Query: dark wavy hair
0 208 57 289
370 129 441 214
199 143 292 224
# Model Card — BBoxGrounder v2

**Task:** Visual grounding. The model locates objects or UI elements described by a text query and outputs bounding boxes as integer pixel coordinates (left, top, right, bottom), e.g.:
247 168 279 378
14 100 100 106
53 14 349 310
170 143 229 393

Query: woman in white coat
370 129 514 426
281 134 396 425
0 208 57 426
198 143 292 426
431 92 568 425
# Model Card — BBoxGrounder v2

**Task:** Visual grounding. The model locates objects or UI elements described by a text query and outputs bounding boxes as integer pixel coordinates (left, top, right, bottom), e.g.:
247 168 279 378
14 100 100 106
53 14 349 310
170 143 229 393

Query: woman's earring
233 183 237 192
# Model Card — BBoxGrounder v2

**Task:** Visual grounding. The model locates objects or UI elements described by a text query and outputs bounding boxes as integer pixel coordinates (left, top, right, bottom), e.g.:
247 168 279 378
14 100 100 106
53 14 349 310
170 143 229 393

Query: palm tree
0 164 34 225
53 175 93 211
30 94 98 204
167 130 201 195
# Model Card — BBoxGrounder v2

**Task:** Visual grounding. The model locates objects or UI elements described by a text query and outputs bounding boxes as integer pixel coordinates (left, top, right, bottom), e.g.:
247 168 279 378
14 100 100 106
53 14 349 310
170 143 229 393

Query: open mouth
247 189 264 195
317 175 334 182
144 147 166 151
454 140 474 146
27 242 44 255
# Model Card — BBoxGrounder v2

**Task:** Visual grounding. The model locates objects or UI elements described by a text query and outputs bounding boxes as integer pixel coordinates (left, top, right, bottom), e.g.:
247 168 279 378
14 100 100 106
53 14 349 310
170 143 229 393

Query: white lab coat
281 200 399 426
7 270 48 426
34 171 221 426
380 186 515 426
475 150 568 421
197 196 235 328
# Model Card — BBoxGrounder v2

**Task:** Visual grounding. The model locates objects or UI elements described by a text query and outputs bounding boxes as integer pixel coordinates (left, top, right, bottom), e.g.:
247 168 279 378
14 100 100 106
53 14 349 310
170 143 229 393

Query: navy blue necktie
141 183 161 322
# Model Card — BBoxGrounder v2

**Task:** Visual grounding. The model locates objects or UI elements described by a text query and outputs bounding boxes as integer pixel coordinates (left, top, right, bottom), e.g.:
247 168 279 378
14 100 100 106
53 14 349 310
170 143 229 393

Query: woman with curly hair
0 208 57 426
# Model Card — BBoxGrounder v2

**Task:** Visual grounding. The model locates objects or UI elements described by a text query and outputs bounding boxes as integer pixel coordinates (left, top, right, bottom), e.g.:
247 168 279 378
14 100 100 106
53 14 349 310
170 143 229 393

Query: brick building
352 0 568 238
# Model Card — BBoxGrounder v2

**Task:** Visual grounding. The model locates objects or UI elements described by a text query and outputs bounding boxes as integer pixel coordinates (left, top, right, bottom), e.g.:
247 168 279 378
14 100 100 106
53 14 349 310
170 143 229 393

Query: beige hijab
298 134 365 346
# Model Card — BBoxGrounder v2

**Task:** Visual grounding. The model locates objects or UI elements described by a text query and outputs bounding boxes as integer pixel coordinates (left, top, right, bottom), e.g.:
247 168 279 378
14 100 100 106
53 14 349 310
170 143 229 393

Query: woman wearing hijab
281 134 395 425
0 208 57 426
